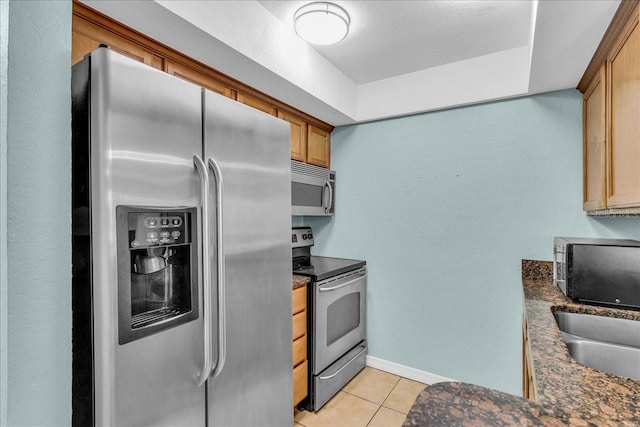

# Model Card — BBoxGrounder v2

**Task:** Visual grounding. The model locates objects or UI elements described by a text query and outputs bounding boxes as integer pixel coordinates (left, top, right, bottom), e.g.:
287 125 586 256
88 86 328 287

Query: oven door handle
318 345 367 380
208 157 226 380
318 274 366 292
193 155 212 387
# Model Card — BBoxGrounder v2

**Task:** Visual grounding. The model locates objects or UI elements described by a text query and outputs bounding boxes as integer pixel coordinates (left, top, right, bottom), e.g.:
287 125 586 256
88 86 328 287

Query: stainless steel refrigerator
72 47 292 426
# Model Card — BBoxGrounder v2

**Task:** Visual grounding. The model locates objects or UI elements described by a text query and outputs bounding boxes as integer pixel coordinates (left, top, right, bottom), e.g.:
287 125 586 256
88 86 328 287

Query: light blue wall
1 0 10 423
2 1 72 425
303 89 640 395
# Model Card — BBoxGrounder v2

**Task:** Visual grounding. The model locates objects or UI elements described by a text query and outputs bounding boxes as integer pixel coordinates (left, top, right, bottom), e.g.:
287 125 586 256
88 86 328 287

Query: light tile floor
294 367 428 427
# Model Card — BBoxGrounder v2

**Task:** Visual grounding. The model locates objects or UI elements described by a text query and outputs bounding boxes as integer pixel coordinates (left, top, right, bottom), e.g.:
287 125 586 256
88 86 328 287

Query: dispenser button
160 231 170 238
171 231 181 238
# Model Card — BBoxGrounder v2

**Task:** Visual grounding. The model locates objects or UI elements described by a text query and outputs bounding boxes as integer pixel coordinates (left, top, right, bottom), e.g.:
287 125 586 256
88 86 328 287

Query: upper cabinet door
278 111 308 163
307 125 331 168
167 60 233 98
583 65 607 211
236 93 277 116
607 9 640 208
72 15 164 70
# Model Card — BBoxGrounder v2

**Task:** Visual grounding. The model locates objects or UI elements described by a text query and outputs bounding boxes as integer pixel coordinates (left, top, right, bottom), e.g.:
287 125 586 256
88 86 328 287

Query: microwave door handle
208 157 226 379
324 180 333 214
193 155 212 387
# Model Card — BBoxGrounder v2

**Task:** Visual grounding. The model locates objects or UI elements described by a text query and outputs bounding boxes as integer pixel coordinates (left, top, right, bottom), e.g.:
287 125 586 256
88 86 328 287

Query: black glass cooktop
292 256 365 281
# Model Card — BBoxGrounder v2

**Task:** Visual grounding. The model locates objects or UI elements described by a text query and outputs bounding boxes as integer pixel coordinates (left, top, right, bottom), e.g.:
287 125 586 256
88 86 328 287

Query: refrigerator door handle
208 157 227 379
194 155 212 387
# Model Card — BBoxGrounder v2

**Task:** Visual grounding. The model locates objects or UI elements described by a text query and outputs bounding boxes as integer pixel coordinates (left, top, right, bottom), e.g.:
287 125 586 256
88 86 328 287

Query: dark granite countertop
522 260 640 425
403 381 612 426
292 274 309 290
403 259 640 426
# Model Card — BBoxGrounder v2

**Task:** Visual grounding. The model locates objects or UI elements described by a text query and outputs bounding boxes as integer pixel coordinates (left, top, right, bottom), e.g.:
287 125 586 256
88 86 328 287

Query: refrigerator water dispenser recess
116 206 199 344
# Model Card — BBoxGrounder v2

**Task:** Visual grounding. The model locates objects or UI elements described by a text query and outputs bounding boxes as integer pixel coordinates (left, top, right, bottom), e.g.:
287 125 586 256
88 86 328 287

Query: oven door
313 267 366 374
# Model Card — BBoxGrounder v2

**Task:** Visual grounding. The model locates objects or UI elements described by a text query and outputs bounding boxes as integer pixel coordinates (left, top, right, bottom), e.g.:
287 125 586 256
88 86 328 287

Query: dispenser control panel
128 211 191 248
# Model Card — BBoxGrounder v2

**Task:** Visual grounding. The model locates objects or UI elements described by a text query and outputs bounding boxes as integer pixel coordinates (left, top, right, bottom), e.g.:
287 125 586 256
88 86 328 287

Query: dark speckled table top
403 259 640 426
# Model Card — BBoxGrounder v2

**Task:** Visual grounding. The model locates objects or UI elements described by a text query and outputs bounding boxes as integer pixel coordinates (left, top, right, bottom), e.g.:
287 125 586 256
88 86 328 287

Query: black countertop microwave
291 160 335 216
554 237 640 310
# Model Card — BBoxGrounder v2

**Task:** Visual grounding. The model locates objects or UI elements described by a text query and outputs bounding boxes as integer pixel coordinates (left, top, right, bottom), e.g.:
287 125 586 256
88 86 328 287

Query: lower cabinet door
293 360 308 406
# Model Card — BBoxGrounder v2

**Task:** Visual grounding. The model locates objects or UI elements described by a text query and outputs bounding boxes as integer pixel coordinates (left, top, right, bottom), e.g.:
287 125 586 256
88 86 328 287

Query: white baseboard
366 355 456 385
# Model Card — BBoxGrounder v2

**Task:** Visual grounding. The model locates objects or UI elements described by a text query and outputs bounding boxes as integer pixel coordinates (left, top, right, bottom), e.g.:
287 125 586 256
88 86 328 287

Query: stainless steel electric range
292 227 367 411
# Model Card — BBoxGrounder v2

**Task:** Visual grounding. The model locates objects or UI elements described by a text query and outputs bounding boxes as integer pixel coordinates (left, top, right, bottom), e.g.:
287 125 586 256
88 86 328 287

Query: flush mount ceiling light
294 2 351 46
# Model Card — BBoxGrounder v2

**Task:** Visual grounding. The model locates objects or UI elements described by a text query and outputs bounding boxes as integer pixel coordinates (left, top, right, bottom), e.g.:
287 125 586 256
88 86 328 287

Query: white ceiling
258 0 533 85
82 0 620 126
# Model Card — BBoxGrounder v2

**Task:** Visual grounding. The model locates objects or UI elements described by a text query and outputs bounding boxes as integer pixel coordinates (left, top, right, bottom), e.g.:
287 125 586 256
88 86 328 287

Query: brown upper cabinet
236 92 278 117
582 65 606 211
166 60 233 99
580 1 640 213
71 1 332 168
278 111 308 163
307 125 331 168
607 9 640 208
72 17 164 71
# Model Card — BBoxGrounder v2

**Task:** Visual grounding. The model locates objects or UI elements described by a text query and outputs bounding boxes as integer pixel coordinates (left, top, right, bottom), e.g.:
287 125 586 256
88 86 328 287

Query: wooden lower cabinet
292 286 308 406
293 361 309 407
522 317 537 400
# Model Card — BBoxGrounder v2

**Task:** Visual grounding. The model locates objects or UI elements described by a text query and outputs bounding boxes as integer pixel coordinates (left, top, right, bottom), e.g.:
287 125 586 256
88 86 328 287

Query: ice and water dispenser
117 206 199 344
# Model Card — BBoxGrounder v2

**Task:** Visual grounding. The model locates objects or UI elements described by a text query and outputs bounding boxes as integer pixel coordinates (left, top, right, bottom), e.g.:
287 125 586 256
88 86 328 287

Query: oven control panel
292 227 314 248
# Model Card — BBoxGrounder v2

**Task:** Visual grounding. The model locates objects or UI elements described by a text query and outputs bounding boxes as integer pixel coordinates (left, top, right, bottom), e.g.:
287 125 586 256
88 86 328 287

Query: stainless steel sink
553 311 640 380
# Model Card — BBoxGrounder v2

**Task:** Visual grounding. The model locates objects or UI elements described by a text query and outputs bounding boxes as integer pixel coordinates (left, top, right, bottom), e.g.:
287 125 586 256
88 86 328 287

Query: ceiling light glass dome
294 2 351 46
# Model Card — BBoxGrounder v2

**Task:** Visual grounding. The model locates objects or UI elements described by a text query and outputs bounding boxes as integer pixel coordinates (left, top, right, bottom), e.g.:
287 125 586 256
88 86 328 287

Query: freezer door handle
194 155 212 386
208 157 227 379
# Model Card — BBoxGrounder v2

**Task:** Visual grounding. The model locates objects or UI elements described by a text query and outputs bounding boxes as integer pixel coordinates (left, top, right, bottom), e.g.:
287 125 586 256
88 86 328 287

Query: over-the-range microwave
553 237 640 310
291 160 335 216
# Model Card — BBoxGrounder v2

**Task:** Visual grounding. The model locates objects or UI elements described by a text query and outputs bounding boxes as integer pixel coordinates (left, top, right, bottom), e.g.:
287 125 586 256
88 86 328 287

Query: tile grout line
365 404 383 427
341 375 402 408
